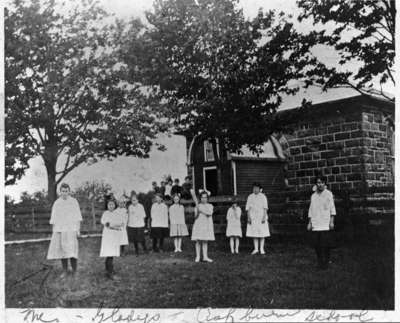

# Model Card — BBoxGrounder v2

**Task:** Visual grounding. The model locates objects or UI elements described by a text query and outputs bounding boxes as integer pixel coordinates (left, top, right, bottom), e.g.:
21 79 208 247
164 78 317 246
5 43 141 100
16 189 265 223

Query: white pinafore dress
191 203 215 241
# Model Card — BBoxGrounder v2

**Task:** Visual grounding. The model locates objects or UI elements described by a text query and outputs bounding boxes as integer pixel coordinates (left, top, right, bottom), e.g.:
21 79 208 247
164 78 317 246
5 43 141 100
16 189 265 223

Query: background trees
126 0 318 194
297 0 395 101
5 0 169 202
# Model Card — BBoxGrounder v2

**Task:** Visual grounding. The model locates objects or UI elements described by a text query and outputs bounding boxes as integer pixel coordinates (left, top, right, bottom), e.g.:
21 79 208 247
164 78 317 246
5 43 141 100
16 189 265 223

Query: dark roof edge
277 93 394 116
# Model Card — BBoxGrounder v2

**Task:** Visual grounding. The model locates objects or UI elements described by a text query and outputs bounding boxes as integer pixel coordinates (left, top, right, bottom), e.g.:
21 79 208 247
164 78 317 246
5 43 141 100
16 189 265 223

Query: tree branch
386 67 395 85
374 25 392 42
35 127 45 146
55 155 85 184
27 130 45 159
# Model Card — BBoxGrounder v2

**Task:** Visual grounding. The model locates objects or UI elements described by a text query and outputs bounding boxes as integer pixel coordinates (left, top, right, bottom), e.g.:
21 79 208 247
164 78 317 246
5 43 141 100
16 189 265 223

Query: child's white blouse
115 207 128 226
101 210 125 228
227 206 242 222
49 196 82 232
151 203 169 227
128 203 146 227
308 189 336 231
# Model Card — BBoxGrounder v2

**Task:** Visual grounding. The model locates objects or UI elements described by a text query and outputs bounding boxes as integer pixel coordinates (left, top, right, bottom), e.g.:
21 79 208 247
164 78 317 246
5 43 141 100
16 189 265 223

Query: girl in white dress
115 197 129 256
226 198 242 254
100 199 125 280
190 189 215 262
47 183 82 278
246 182 270 255
169 194 189 252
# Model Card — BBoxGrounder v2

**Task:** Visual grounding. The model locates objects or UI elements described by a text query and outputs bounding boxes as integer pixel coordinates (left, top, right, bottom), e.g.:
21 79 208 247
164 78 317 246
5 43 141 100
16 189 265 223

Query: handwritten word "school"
305 310 373 322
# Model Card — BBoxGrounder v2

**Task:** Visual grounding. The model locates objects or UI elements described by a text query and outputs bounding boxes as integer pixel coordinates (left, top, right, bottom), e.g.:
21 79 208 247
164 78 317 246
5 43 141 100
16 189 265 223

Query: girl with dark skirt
127 194 147 255
307 176 337 270
150 193 169 252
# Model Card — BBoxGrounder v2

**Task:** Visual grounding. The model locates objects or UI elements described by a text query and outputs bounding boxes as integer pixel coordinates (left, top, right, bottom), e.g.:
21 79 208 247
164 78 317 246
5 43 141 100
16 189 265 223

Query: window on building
204 139 219 162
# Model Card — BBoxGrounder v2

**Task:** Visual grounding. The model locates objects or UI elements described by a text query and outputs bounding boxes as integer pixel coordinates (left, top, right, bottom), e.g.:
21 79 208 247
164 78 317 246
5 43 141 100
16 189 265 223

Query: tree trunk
45 159 58 204
211 138 224 195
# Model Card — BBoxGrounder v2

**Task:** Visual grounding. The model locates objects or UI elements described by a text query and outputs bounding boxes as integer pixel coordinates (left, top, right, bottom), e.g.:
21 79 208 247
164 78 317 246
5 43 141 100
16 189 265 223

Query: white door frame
231 160 237 195
203 166 217 191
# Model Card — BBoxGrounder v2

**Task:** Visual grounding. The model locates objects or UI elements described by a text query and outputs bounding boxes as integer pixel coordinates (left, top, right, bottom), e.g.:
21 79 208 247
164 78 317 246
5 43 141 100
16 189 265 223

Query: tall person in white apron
245 182 270 255
47 183 82 278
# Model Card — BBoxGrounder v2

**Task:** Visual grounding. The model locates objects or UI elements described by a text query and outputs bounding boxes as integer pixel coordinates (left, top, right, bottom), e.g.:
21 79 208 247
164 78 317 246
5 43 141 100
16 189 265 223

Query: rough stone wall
361 110 394 187
284 107 394 192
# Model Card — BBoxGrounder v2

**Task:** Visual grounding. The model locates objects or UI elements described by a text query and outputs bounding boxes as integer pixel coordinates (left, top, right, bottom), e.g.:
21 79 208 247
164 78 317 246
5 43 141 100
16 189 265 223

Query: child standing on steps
226 197 242 254
150 193 169 252
100 199 125 280
190 189 215 262
169 194 189 252
47 183 82 278
127 194 148 255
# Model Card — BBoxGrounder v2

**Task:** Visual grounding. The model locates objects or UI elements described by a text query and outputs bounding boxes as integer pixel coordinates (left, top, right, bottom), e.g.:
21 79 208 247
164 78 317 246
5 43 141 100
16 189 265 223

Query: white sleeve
49 200 58 224
263 195 268 210
308 195 314 218
245 196 251 211
226 208 231 220
101 211 108 225
74 199 82 221
330 193 336 216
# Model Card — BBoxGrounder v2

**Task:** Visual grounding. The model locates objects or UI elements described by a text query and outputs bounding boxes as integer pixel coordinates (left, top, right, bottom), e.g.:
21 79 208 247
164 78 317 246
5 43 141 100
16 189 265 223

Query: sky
5 0 394 200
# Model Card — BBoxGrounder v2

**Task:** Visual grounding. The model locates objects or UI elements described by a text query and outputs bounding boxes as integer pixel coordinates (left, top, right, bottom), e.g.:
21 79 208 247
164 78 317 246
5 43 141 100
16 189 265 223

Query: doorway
203 166 218 196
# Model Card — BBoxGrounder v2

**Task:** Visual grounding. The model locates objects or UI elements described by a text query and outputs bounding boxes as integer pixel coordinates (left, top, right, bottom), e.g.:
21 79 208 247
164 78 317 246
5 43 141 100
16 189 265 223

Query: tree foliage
128 0 317 154
5 0 169 202
297 0 395 100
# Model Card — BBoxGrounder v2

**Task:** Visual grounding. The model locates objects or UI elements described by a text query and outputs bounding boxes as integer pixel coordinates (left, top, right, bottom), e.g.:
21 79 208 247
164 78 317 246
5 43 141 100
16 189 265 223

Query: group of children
46 176 336 280
151 176 192 200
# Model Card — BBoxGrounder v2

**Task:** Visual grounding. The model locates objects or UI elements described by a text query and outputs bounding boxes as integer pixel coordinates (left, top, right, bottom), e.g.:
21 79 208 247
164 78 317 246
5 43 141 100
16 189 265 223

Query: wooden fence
5 186 394 239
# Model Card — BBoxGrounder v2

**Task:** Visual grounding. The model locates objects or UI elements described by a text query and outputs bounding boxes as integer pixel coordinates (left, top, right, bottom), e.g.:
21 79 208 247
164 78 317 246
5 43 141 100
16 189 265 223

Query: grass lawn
5 234 393 309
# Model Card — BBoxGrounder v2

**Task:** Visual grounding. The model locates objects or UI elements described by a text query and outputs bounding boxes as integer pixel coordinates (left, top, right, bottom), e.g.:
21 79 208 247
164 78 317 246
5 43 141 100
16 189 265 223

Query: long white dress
191 203 215 241
169 204 189 237
246 193 270 238
115 207 129 245
47 196 82 259
100 210 126 257
226 206 242 237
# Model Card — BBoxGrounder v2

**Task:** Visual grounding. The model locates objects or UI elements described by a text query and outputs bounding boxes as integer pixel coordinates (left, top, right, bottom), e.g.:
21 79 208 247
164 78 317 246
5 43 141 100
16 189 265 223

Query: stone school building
185 93 394 235
186 93 394 197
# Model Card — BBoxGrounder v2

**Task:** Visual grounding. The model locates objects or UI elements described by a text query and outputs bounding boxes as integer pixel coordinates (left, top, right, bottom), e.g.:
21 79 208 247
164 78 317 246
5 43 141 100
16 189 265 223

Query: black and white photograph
2 0 398 322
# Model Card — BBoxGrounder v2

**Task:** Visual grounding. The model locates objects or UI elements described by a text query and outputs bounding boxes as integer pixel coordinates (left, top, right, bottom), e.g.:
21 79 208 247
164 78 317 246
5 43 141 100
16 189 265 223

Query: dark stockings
61 258 77 272
315 246 330 268
105 257 114 275
152 238 164 252
133 241 147 254
70 258 77 272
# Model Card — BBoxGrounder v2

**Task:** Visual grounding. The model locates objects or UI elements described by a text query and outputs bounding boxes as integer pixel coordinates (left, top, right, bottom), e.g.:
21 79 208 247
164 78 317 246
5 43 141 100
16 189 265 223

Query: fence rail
5 186 394 235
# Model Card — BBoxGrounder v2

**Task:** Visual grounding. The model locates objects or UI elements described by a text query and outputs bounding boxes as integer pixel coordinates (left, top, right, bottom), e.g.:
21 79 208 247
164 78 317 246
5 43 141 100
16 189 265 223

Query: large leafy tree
125 0 316 194
297 0 395 101
5 0 168 202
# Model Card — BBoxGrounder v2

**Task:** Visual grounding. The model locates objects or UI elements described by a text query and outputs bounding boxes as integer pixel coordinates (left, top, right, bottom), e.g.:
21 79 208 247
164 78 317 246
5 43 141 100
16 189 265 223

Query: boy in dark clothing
171 178 182 196
181 176 192 200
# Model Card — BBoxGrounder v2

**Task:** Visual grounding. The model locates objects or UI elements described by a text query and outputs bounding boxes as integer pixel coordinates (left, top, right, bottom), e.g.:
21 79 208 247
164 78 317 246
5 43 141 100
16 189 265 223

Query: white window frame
203 166 217 191
203 139 220 162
